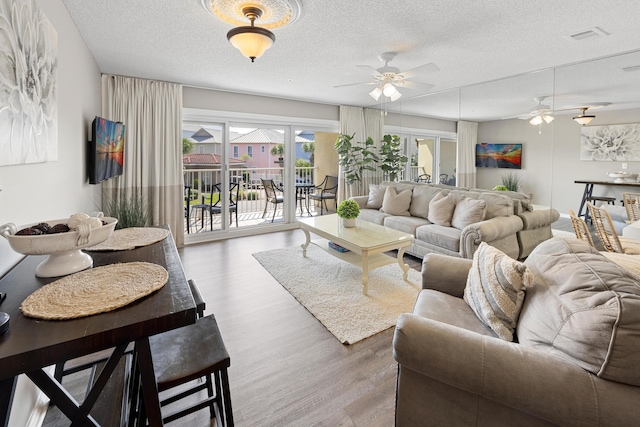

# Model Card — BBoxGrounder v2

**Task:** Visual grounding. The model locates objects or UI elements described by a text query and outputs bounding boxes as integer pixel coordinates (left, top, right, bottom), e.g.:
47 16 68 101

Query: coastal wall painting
580 123 640 161
475 144 522 169
0 0 58 166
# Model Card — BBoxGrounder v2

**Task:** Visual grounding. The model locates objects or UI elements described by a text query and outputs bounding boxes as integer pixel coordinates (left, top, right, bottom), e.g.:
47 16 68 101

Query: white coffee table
298 214 414 295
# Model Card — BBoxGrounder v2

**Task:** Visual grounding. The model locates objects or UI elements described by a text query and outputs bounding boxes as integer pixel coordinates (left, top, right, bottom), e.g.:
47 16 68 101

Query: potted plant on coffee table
337 199 360 228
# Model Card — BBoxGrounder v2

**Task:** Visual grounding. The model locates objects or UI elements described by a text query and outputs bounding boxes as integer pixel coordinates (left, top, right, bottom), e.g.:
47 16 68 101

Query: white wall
478 108 640 214
1 1 101 425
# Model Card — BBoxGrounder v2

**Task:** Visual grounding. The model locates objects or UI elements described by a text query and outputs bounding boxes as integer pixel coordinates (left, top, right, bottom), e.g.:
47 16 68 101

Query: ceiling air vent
569 27 609 41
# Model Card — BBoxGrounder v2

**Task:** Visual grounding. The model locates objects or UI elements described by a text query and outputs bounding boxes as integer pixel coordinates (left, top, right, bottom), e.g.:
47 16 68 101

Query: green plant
182 137 194 155
104 191 152 229
379 134 408 182
492 185 508 191
296 158 311 167
302 141 315 165
270 143 284 156
335 133 379 186
501 172 521 192
337 199 360 219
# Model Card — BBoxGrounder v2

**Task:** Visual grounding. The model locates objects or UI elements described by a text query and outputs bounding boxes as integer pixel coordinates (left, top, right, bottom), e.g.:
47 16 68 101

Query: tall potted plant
335 133 378 196
379 134 408 182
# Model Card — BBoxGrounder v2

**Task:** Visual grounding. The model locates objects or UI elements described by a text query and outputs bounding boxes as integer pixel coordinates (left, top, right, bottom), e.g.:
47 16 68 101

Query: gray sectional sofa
350 181 559 260
393 237 640 426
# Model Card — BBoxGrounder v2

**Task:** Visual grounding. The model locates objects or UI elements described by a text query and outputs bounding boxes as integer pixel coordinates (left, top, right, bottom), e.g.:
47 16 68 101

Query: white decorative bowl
608 172 632 183
0 216 117 277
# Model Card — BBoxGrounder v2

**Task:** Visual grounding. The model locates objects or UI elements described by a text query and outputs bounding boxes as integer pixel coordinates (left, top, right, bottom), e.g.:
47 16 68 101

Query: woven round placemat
85 227 169 251
21 262 168 320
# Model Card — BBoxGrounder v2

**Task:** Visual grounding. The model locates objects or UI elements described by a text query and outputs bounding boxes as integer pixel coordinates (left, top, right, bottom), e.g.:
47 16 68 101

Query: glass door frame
183 108 338 244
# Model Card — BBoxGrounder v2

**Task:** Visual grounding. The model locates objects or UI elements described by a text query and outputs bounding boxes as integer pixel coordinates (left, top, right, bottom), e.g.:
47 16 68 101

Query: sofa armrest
349 195 369 209
519 208 560 230
421 253 471 297
460 215 523 258
393 314 640 426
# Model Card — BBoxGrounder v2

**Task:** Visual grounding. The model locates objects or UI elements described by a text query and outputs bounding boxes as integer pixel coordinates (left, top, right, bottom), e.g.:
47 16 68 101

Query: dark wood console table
0 229 196 426
575 180 640 219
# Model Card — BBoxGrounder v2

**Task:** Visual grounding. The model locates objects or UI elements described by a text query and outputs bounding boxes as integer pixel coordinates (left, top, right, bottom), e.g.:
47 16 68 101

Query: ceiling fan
334 52 439 101
510 96 555 125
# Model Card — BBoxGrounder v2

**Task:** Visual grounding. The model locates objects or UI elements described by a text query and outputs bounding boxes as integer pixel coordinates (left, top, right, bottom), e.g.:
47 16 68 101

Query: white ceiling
61 0 640 122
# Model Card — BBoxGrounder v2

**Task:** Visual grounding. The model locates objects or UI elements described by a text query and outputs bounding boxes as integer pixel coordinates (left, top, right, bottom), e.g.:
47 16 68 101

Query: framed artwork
475 144 522 169
580 123 640 161
0 0 58 165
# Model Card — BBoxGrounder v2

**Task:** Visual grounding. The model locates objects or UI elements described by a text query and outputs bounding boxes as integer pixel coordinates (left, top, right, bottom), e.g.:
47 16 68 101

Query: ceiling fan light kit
339 51 438 102
202 0 301 62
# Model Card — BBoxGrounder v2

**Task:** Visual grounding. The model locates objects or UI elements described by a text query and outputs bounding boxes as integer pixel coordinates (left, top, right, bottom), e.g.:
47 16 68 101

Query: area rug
252 244 421 344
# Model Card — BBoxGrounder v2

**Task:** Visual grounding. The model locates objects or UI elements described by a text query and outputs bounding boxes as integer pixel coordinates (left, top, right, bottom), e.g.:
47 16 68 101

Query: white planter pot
340 217 357 228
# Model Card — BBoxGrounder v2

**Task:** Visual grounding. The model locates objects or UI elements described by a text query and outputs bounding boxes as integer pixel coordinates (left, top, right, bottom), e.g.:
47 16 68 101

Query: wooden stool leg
220 368 234 427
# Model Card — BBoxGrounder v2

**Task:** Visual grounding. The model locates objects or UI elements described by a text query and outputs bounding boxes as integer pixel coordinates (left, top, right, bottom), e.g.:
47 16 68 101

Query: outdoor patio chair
261 179 284 222
587 202 640 254
415 173 431 183
184 185 192 234
206 182 239 229
309 175 338 216
439 173 449 184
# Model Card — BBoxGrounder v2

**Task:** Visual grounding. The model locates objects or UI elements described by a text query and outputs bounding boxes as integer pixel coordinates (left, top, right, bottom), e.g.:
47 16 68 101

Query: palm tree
302 141 314 166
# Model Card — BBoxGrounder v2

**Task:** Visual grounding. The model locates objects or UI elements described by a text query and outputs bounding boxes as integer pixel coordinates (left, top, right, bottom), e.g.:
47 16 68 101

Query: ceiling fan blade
333 81 377 88
398 63 439 79
356 65 382 77
401 81 435 92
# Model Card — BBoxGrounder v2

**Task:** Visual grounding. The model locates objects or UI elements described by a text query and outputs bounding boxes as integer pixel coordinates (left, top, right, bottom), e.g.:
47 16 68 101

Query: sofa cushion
358 208 391 225
383 215 431 236
451 197 487 230
413 289 497 338
365 184 385 209
416 224 461 253
381 186 412 216
463 242 532 341
409 185 444 219
519 236 640 386
427 192 456 227
477 193 514 218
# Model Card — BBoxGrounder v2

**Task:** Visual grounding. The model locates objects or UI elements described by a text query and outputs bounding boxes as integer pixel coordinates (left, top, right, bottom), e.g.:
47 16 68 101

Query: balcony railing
184 166 319 233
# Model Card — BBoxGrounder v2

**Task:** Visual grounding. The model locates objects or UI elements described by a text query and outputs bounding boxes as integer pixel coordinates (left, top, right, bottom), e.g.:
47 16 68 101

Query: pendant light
573 107 595 126
227 7 275 62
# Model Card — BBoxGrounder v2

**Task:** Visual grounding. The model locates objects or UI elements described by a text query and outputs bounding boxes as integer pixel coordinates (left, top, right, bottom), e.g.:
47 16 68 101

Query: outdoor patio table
0 228 196 426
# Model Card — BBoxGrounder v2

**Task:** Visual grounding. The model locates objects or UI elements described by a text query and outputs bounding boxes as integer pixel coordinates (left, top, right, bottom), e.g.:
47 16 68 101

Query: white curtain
101 75 185 247
362 108 384 194
457 120 478 189
338 106 384 200
338 106 365 201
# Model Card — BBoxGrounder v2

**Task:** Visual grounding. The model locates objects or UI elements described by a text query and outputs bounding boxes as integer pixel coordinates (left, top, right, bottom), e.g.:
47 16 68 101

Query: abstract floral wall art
580 124 640 161
0 0 58 165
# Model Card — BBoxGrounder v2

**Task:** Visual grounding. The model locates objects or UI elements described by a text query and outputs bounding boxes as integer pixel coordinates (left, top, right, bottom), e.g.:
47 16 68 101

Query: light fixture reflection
573 108 595 126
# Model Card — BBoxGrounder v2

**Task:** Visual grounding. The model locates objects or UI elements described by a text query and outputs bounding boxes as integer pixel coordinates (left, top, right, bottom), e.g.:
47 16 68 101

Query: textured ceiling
61 0 640 122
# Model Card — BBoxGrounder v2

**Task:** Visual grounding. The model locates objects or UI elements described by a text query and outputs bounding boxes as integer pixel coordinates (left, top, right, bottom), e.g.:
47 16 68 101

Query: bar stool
584 195 615 223
137 279 233 427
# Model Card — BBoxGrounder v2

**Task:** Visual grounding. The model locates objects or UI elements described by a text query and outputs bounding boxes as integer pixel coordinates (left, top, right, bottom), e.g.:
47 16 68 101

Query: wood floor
178 228 422 427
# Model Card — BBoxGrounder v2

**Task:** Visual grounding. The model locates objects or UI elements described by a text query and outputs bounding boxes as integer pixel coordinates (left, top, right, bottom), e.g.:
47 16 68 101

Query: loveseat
392 237 640 426
350 181 559 260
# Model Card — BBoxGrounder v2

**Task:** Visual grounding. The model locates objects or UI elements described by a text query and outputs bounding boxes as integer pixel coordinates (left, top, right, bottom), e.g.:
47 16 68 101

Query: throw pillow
380 186 412 216
427 192 456 226
463 242 533 341
451 197 487 229
365 184 385 209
